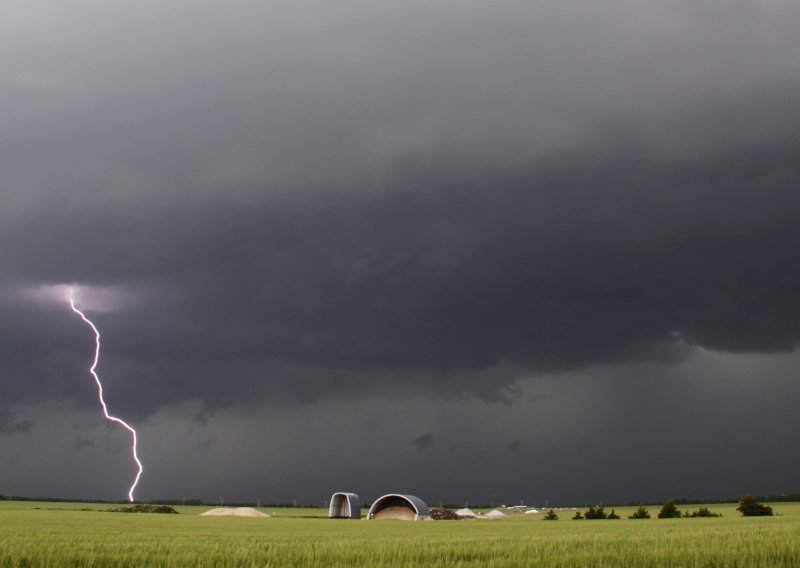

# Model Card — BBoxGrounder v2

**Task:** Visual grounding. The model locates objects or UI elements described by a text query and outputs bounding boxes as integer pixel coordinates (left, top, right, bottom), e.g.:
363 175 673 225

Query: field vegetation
1 500 799 567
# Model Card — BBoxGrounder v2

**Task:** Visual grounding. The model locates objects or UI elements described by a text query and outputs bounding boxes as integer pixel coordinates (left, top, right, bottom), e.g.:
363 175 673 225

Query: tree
658 500 682 519
607 509 620 519
543 509 559 520
572 511 584 520
737 495 773 517
629 506 650 519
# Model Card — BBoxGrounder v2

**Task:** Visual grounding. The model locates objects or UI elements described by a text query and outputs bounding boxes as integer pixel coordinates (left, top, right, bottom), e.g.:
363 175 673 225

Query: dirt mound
371 506 418 520
108 504 178 514
430 508 461 520
200 507 269 517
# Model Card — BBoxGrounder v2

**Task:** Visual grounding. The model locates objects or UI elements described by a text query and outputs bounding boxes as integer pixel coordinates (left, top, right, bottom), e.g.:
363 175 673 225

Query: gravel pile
484 509 506 518
201 507 269 517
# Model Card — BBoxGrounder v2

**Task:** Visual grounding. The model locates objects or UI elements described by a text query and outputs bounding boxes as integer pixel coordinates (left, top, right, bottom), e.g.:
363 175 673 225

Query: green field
1 500 799 567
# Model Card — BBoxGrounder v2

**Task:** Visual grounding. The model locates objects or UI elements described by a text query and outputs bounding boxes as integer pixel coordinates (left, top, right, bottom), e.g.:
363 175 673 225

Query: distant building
368 494 430 520
328 492 361 519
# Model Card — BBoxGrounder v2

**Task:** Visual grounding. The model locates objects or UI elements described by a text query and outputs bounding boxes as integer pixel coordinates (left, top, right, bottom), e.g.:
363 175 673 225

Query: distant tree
572 511 584 520
607 509 620 519
658 500 682 519
690 507 721 518
629 506 650 519
584 505 608 520
543 509 559 520
737 496 773 517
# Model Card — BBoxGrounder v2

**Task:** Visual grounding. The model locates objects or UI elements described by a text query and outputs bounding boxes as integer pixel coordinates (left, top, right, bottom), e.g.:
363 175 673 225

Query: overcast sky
2 0 800 506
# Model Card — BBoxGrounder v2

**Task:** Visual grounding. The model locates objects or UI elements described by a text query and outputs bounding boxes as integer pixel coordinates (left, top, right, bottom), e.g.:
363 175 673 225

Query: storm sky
2 0 800 506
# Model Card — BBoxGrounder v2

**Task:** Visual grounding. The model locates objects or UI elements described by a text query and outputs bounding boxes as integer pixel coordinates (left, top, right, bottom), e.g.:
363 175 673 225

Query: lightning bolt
69 291 143 502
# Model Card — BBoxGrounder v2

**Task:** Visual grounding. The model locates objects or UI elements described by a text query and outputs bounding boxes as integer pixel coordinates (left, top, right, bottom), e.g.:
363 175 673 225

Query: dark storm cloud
5 141 800 415
2 1 800 416
74 437 95 449
410 433 434 451
0 418 34 437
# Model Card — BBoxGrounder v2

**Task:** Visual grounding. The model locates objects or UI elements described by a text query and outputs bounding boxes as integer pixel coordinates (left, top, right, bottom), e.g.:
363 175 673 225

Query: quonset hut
328 492 361 519
367 494 430 520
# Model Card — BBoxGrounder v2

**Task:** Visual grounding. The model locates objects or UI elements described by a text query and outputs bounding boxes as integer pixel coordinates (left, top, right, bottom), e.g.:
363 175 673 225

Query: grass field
1 500 799 567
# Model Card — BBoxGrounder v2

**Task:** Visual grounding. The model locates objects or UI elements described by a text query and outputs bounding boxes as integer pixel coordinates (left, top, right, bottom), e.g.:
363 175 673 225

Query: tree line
542 496 773 520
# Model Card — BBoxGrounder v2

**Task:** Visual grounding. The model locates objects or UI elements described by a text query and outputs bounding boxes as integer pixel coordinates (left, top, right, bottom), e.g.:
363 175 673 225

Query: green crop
1 501 799 567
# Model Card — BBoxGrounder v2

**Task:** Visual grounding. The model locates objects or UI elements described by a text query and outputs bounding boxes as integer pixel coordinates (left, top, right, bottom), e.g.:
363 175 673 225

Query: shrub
107 504 178 514
607 509 620 519
584 506 607 520
737 495 773 517
690 507 721 518
629 506 650 519
658 500 682 519
572 511 584 520
543 509 558 520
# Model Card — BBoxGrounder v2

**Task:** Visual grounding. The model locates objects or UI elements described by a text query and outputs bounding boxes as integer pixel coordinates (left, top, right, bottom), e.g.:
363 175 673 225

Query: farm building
368 494 430 520
328 492 361 519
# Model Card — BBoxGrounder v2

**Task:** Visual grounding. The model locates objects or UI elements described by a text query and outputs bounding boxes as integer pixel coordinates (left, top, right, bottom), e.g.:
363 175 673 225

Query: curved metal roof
368 494 430 519
331 492 359 500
